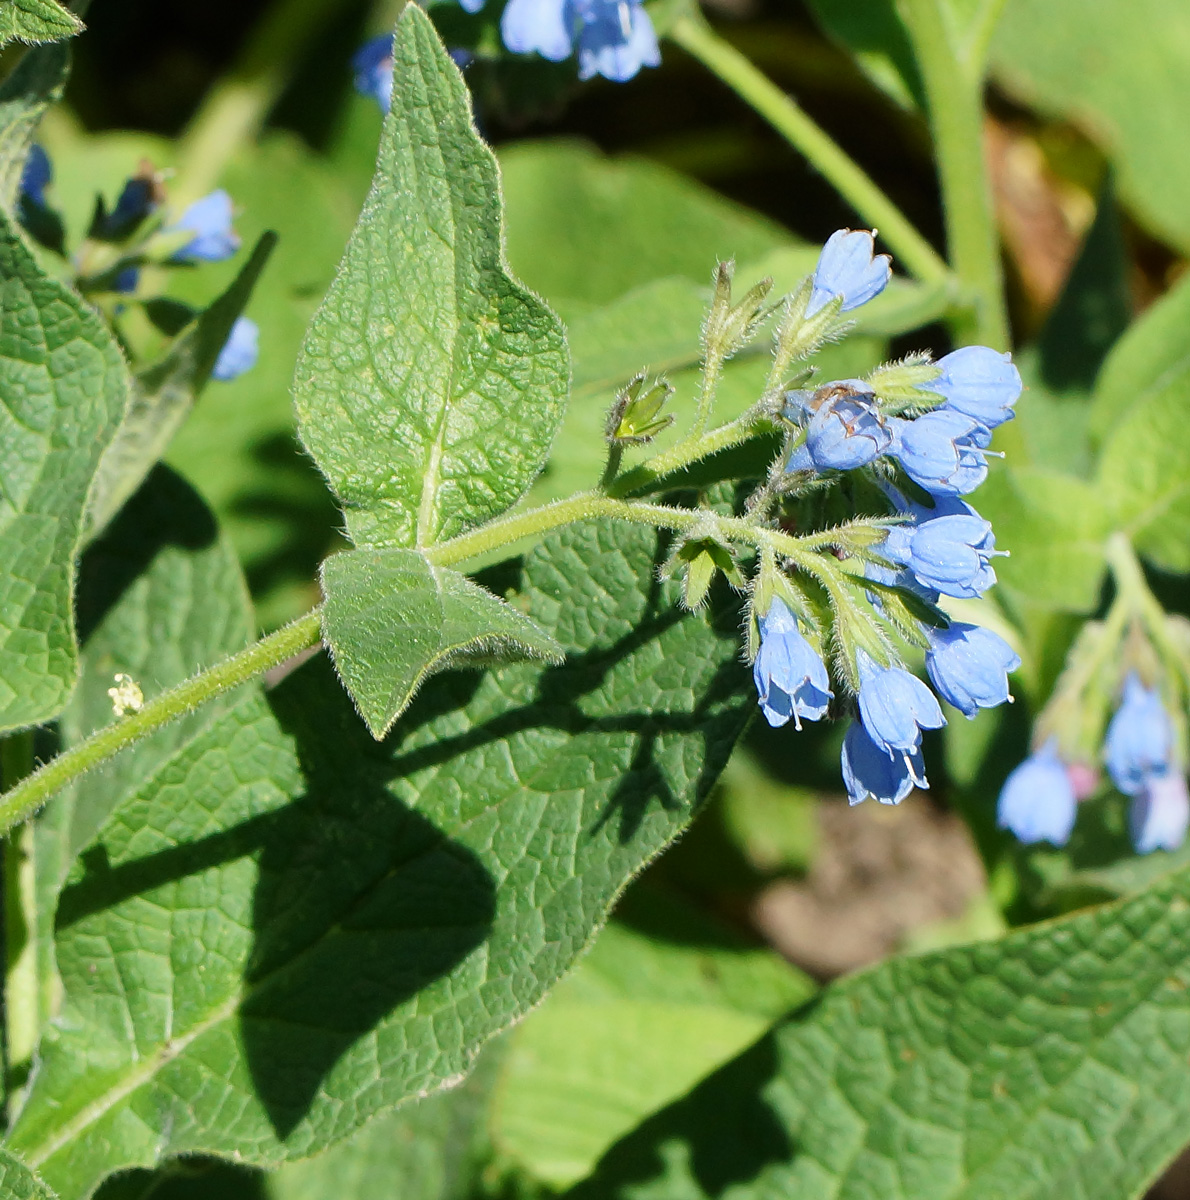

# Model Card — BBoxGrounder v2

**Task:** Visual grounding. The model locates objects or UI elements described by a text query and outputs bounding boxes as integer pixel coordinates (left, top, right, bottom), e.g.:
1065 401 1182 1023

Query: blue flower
1104 673 1173 795
112 266 140 295
890 409 995 496
997 740 1077 845
786 382 892 473
502 0 575 62
170 190 240 263
576 0 660 82
806 229 891 318
1130 772 1190 854
841 720 925 806
212 317 259 382
925 622 1020 718
19 144 51 208
881 509 1000 598
856 649 945 759
107 175 156 234
352 35 395 112
923 345 1021 429
752 598 832 729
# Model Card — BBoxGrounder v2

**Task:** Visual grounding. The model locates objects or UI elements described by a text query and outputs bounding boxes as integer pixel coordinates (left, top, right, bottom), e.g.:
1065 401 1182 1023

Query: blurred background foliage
19 0 1190 1193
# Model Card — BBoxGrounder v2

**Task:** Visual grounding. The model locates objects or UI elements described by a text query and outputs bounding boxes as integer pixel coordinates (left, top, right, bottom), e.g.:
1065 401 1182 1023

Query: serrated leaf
0 1150 57 1199
572 866 1190 1200
321 546 562 739
84 234 277 541
0 0 82 49
0 41 69 212
9 520 751 1196
0 208 129 731
293 7 568 553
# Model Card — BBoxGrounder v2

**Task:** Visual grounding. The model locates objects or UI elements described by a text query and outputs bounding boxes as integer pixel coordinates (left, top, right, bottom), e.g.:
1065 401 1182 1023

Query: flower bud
806 229 891 317
703 261 773 362
605 373 674 445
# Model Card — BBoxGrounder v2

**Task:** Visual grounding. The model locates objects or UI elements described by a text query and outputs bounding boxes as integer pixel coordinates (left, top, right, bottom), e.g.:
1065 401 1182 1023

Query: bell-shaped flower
212 317 259 382
502 0 575 61
925 622 1020 718
997 740 1077 845
752 598 832 729
576 0 660 82
841 720 925 806
856 649 945 759
1130 771 1190 854
352 35 396 112
890 409 995 496
787 383 892 473
170 190 240 263
806 229 891 317
1104 673 1173 795
882 510 1000 598
923 345 1021 429
20 145 51 208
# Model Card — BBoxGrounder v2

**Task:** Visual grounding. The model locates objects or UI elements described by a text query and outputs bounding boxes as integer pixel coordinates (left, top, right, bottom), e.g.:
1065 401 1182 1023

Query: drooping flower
752 598 832 729
785 383 892 473
881 510 1000 598
855 649 945 761
107 175 157 235
925 622 1020 718
997 740 1078 845
1103 673 1174 795
212 317 259 382
806 229 891 317
501 0 575 61
170 190 240 263
890 409 995 496
19 144 51 208
841 720 924 806
352 35 396 112
1130 771 1190 855
923 345 1021 429
576 0 660 82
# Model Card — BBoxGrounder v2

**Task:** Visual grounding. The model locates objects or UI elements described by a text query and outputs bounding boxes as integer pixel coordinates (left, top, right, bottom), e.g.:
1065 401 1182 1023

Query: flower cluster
17 147 259 382
352 0 659 106
749 229 1022 809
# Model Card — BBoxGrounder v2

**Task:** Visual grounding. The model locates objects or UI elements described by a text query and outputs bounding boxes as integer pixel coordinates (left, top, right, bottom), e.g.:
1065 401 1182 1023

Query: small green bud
660 525 745 612
866 353 943 409
703 261 773 362
768 278 843 386
605 373 675 445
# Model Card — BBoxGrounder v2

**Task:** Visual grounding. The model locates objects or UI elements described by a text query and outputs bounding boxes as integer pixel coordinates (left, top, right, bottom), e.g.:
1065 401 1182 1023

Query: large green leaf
321 546 561 738
0 0 81 50
992 0 1190 254
0 40 69 211
9 520 751 1196
0 209 129 731
293 7 568 553
0 1151 57 1199
490 891 813 1189
573 865 1190 1200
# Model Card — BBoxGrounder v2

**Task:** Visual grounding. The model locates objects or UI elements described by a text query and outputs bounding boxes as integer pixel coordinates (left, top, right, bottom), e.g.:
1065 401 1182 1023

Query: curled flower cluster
353 0 659 105
750 230 1022 809
17 148 259 383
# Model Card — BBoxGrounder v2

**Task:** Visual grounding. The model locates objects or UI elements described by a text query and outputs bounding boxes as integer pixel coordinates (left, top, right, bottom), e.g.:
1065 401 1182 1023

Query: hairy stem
0 613 323 840
2 732 36 1119
669 12 949 286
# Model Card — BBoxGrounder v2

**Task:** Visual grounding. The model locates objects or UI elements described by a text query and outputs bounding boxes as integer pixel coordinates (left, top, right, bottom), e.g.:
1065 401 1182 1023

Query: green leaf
0 41 69 212
0 208 129 732
83 234 277 542
0 0 82 49
975 466 1111 612
1096 369 1190 572
293 7 568 553
490 890 813 1189
992 0 1190 254
572 866 1190 1200
0 1151 57 1200
1090 268 1190 445
9 520 751 1195
802 0 924 108
321 546 562 739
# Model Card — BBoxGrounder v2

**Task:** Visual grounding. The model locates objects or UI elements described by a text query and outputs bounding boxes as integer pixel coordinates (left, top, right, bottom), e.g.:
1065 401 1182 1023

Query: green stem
1 732 36 1119
668 12 950 286
0 613 323 841
173 0 360 205
897 0 1008 348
